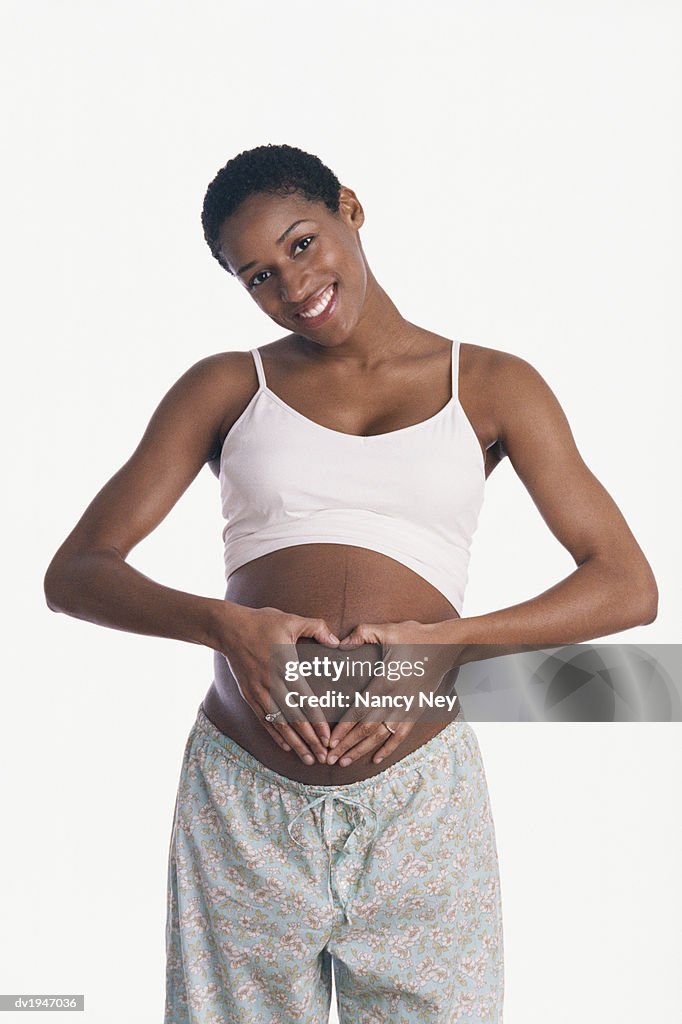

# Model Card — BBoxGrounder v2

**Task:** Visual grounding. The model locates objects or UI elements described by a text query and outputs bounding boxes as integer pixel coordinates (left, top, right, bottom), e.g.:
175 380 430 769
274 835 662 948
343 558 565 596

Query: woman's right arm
43 352 338 760
43 353 243 644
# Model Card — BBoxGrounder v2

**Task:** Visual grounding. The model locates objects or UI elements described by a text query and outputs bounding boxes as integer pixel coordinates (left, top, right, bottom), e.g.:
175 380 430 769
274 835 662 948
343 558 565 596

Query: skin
44 185 658 785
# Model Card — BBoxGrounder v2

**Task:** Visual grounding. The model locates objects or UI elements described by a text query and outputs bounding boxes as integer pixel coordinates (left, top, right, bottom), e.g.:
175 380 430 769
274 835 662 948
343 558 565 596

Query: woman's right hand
213 603 340 764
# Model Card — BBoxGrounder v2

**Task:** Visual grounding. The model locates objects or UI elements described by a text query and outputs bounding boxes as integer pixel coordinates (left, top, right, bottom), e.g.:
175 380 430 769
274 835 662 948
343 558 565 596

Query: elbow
587 551 659 629
44 548 80 614
44 558 68 613
638 581 658 625
44 543 121 616
621 564 658 627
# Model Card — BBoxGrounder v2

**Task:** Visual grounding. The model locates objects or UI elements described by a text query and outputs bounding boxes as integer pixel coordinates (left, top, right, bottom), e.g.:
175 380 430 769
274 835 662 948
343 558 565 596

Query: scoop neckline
260 386 458 440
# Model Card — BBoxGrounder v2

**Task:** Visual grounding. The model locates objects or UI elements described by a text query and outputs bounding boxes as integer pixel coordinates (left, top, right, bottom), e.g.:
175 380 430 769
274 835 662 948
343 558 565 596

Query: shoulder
461 342 557 411
460 341 537 384
474 345 577 472
173 349 256 391
156 350 261 464
458 343 567 459
168 349 259 415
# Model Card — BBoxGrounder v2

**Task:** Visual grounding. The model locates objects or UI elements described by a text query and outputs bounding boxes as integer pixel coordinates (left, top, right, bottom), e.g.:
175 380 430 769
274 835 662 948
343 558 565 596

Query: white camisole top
219 340 485 615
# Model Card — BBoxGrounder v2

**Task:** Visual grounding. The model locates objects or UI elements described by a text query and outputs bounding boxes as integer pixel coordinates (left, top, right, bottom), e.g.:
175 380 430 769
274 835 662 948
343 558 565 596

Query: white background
1 1 681 1021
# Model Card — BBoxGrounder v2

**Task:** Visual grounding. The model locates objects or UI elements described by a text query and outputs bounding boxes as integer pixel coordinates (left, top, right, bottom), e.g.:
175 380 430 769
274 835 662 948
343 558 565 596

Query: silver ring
264 710 283 723
383 722 396 735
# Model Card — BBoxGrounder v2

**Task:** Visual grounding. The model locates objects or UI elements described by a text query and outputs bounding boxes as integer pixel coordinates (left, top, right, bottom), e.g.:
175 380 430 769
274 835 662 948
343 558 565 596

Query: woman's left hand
327 619 465 766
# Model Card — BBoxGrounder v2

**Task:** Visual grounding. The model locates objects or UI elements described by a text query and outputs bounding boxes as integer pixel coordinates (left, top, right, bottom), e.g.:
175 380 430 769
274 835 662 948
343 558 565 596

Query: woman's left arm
441 350 658 659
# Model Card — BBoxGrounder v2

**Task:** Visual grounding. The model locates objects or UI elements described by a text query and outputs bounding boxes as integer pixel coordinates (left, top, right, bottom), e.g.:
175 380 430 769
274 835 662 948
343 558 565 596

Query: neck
299 269 420 368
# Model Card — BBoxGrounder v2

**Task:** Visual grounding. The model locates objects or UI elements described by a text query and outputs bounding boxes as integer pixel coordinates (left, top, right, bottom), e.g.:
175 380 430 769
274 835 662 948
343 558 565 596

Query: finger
260 720 292 753
337 623 382 648
329 721 398 766
336 628 362 648
268 670 329 744
254 690 324 765
327 713 387 763
226 659 322 763
270 643 331 753
287 718 331 763
297 617 341 648
328 643 397 750
247 674 317 761
255 697 320 765
275 720 321 764
327 703 371 749
370 723 411 763
329 702 411 759
284 682 332 750
290 620 342 748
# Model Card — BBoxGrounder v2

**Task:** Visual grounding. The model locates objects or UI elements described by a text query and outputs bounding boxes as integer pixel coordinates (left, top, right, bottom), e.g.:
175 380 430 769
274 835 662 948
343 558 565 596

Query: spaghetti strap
250 348 267 390
451 339 461 402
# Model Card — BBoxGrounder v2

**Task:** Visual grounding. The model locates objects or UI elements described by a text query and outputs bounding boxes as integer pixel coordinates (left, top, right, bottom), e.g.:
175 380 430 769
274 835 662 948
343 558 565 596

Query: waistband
193 701 474 799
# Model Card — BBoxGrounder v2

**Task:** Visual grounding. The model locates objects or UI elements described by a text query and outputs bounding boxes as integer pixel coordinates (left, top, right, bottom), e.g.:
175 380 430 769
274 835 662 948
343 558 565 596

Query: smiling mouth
294 283 337 322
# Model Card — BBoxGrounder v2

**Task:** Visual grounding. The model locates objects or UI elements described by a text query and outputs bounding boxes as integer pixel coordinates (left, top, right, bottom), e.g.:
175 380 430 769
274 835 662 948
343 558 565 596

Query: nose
278 265 312 306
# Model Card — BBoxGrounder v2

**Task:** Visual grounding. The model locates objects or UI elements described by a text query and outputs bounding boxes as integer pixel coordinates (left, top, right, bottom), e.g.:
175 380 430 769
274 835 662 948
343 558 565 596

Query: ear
338 185 365 231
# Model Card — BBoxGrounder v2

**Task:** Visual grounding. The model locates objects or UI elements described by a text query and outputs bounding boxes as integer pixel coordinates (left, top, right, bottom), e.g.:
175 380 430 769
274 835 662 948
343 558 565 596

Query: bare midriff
202 543 462 785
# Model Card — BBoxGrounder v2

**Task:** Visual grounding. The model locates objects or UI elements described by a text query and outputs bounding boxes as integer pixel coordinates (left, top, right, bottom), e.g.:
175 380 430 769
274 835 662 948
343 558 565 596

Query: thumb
298 618 340 647
338 622 383 648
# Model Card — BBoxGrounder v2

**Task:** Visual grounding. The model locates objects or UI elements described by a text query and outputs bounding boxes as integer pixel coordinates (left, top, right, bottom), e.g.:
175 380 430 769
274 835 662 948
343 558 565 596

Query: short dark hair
201 143 342 273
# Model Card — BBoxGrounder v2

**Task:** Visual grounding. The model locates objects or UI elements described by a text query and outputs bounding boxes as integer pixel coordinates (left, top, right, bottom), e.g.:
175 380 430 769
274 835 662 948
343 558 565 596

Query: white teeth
298 284 334 319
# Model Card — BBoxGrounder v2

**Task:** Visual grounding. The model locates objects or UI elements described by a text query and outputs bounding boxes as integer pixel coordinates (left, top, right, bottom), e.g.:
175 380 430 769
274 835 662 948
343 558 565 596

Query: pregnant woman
44 144 658 1024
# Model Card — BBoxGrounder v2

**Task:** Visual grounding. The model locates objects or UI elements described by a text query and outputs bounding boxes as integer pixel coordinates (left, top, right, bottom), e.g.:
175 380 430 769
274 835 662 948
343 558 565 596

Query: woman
44 144 658 1023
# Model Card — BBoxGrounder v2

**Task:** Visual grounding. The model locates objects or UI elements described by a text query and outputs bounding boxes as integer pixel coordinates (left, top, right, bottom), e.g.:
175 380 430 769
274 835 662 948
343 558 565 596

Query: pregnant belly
202 543 462 784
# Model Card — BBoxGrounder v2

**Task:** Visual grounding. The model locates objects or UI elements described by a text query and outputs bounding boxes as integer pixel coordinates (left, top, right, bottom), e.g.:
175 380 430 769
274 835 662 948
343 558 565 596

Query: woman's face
217 187 368 344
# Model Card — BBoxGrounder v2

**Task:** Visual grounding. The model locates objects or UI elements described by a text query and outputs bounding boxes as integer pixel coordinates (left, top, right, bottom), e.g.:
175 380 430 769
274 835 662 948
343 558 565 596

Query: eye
293 234 315 255
248 270 271 290
248 235 316 290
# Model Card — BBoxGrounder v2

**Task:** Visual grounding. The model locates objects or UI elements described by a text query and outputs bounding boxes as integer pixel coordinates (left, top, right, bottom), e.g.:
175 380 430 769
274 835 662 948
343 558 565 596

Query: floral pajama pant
165 703 504 1023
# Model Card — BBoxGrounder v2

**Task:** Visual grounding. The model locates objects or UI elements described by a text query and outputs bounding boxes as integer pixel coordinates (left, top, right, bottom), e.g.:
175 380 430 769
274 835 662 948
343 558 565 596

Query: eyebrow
235 219 315 278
